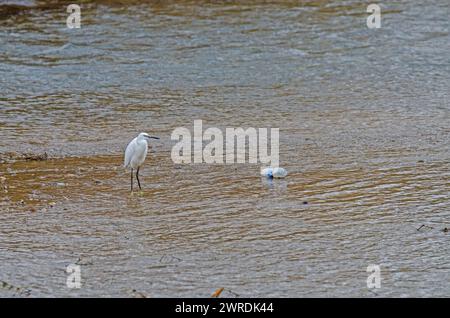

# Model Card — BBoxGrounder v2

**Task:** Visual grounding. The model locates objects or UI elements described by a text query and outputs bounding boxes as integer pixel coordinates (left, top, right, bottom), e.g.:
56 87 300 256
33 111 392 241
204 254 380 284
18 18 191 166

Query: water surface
0 0 449 297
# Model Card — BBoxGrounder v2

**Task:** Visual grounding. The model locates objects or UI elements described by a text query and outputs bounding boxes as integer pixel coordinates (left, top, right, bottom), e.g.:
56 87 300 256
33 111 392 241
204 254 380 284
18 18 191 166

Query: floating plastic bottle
260 167 288 178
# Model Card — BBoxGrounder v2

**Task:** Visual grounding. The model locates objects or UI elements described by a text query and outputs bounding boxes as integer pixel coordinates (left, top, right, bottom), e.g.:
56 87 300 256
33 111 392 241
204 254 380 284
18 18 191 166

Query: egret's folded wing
124 140 135 168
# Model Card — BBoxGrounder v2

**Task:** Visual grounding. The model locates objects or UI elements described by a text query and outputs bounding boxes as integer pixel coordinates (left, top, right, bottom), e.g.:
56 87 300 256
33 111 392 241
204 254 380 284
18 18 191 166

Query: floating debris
0 151 48 162
159 254 182 264
22 152 48 161
416 224 434 231
129 289 149 298
260 167 288 178
0 281 31 297
211 287 224 298
75 257 94 266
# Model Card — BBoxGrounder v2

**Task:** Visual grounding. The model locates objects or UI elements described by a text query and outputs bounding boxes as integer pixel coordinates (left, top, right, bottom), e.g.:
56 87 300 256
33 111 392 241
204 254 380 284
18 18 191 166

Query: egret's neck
137 136 148 145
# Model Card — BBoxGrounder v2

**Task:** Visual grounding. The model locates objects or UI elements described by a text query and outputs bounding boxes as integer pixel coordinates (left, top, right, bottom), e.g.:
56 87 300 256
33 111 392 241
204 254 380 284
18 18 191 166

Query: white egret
124 132 159 191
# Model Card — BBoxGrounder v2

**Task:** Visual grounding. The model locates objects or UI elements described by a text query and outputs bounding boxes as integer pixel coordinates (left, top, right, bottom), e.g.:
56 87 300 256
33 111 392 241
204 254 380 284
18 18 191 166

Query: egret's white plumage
124 133 148 169
124 132 159 191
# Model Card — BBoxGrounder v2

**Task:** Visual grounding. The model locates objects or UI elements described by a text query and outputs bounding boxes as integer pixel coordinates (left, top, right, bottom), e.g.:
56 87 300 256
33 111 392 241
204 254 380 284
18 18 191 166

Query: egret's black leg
130 168 133 192
136 167 142 190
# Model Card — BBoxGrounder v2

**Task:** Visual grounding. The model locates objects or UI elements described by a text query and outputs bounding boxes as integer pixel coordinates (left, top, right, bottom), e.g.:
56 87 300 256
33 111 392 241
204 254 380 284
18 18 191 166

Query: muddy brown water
0 0 449 297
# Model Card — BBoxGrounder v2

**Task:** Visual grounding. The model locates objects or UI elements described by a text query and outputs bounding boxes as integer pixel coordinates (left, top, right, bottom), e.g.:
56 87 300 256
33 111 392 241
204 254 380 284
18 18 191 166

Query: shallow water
0 0 449 297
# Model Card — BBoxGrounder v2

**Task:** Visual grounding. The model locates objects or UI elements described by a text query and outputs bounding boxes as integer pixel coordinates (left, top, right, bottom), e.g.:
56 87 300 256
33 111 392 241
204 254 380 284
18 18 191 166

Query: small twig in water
211 287 224 298
159 254 182 263
225 288 240 297
416 224 433 231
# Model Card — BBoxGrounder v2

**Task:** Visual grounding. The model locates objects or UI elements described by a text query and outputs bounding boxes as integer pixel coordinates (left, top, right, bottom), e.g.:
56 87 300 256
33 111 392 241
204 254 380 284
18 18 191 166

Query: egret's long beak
146 136 160 140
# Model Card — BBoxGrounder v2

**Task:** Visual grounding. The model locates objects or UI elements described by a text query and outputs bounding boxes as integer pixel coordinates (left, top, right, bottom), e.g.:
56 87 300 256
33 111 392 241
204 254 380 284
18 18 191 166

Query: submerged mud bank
0 154 123 212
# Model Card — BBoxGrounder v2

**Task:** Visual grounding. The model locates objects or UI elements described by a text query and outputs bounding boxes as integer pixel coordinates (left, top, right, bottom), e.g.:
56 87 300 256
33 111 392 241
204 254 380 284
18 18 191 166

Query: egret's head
139 132 160 140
